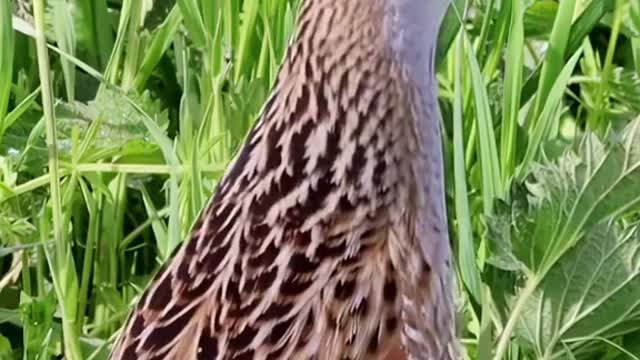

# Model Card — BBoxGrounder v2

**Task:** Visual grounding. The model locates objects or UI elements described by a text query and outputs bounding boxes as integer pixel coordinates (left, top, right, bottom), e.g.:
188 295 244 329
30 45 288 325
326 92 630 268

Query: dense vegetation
0 0 639 359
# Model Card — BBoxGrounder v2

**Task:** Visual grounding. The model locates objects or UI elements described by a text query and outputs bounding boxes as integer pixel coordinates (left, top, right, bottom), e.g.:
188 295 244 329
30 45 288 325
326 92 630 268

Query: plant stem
32 0 82 358
493 275 539 360
586 0 625 131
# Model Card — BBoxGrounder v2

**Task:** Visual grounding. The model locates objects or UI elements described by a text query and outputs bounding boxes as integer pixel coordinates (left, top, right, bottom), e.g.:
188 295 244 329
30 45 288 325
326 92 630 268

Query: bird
109 0 457 359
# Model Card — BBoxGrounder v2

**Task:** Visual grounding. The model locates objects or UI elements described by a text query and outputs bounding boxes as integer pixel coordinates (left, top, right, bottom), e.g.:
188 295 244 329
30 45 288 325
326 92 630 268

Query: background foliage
0 0 639 359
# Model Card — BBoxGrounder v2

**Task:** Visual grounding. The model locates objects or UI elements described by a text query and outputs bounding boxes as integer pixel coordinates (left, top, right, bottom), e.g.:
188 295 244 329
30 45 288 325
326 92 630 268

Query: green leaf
529 0 576 124
519 222 640 358
501 0 525 183
134 5 182 91
20 291 58 359
0 0 14 129
0 333 12 358
490 119 640 358
520 0 615 107
607 67 640 116
51 0 76 101
74 0 113 69
464 34 502 214
176 0 207 48
453 36 482 302
436 0 466 65
524 1 558 38
55 87 169 158
624 0 640 37
519 49 583 176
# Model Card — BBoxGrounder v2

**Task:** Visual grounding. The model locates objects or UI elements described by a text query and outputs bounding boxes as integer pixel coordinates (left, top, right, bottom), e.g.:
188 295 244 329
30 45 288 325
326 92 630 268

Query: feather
109 0 457 359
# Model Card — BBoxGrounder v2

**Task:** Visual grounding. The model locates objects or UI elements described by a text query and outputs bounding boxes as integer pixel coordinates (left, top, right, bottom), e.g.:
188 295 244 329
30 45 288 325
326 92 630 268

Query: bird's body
110 0 456 359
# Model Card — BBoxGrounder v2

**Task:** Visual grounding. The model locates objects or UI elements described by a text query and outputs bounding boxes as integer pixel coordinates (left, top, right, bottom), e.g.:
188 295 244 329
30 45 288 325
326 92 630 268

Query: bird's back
110 0 456 359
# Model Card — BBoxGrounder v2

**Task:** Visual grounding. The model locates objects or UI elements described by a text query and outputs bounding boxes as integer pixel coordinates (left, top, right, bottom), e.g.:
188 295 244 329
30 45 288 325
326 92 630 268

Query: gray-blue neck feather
384 0 452 271
384 0 450 90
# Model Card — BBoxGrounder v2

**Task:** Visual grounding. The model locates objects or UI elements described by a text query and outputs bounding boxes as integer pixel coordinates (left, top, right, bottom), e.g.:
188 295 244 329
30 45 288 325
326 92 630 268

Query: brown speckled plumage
110 0 457 359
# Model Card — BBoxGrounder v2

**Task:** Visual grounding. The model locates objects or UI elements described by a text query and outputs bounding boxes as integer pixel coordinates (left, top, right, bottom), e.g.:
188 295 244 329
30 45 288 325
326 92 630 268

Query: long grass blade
500 0 524 186
453 34 482 302
464 34 502 214
0 0 13 132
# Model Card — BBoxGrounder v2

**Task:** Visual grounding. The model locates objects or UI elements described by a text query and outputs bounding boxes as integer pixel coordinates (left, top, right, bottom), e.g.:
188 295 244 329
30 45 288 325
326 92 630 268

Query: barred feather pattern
109 0 457 359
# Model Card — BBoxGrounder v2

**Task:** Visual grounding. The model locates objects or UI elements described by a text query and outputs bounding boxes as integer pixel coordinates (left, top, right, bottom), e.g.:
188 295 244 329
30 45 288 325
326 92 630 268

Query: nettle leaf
489 119 640 358
534 120 640 275
519 222 640 358
486 187 529 272
56 87 169 160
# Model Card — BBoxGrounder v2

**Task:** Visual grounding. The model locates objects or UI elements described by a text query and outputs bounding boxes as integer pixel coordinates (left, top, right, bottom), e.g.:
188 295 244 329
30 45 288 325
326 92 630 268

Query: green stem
2 163 226 204
32 0 82 358
493 275 539 360
77 189 101 333
586 0 625 131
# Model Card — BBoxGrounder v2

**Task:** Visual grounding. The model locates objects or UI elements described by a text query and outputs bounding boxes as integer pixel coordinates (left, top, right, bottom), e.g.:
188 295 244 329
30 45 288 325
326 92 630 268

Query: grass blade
519 49 583 176
0 0 13 131
134 5 182 91
51 0 76 101
521 0 614 107
464 34 502 214
453 35 482 302
500 0 524 185
529 0 576 125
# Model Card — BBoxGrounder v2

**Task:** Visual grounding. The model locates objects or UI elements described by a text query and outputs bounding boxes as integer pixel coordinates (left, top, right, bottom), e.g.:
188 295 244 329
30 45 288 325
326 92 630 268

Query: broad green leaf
518 222 640 358
55 88 169 158
490 119 640 358
524 1 558 38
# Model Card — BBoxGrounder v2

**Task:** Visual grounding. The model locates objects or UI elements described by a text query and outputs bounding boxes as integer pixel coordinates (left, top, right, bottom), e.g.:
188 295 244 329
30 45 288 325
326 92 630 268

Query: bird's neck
384 0 452 268
383 0 449 91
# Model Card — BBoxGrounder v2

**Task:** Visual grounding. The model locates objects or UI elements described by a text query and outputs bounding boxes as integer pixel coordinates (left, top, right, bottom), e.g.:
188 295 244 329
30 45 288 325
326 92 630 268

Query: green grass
0 0 640 359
